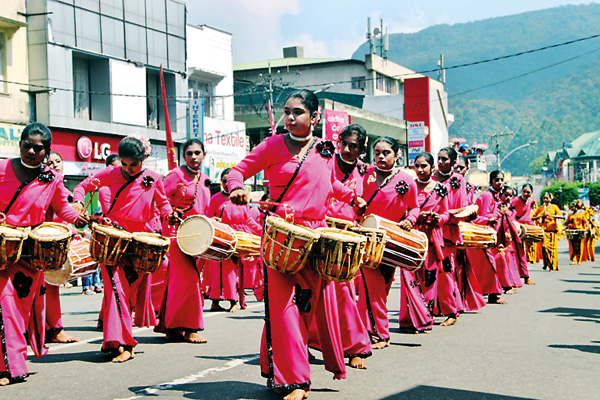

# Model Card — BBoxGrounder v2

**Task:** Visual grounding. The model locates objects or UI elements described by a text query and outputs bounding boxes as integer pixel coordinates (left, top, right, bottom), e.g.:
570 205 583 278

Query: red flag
160 65 178 170
268 99 276 136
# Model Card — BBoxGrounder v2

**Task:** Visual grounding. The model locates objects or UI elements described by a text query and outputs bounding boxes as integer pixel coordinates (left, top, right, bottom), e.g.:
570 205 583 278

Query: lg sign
76 136 112 160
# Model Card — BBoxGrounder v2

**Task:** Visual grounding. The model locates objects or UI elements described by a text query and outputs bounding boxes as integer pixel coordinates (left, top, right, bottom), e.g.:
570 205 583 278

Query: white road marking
114 354 260 400
28 303 264 356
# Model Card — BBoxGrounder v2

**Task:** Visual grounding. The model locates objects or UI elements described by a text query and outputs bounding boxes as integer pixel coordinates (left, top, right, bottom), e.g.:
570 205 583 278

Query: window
351 76 366 90
189 79 223 119
147 73 159 128
0 33 5 92
73 57 91 119
375 72 398 95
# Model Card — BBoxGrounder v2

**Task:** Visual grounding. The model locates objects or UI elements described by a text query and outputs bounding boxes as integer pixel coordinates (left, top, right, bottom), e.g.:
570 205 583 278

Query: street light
499 140 538 169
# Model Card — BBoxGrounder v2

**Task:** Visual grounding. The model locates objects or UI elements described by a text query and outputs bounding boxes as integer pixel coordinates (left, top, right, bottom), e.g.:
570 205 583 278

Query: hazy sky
185 0 598 64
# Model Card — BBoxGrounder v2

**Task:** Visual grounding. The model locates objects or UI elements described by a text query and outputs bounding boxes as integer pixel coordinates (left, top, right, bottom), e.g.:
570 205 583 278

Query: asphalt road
3 240 599 400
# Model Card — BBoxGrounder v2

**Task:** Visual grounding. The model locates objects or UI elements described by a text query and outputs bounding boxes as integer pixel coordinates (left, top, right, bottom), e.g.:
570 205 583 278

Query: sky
185 0 599 64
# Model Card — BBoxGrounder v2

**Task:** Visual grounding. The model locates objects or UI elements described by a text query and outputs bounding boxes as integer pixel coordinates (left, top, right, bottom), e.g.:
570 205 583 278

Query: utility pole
491 128 514 170
437 54 445 84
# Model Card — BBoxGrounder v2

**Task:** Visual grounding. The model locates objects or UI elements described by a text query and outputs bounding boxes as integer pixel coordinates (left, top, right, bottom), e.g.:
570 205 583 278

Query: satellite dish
373 28 381 35
485 154 497 165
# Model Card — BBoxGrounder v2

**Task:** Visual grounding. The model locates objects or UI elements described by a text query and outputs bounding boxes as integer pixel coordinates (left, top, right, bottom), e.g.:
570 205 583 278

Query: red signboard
323 110 349 142
51 130 121 163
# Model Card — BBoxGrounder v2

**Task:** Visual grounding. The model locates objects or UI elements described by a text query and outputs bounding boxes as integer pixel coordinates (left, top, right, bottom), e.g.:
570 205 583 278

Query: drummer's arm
436 196 450 226
228 141 270 205
73 167 111 205
154 179 176 224
52 178 88 228
472 192 494 225
403 181 420 228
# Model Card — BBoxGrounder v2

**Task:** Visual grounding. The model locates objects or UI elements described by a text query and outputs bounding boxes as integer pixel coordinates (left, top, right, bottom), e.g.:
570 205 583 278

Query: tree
529 155 546 174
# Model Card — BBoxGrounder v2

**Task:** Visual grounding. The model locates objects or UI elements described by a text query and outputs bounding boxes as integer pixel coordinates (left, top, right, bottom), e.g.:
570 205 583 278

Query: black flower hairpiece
142 175 154 188
450 176 461 189
316 140 335 158
434 183 448 197
357 163 368 176
396 180 409 195
466 182 472 192
204 178 212 187
38 170 55 183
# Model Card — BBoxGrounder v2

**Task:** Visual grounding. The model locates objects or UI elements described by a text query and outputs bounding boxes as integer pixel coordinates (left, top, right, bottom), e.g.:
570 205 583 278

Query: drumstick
83 191 96 215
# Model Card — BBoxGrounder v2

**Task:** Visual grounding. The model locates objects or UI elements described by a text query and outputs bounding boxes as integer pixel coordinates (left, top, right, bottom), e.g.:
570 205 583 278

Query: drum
45 237 98 286
312 228 366 282
0 225 28 271
262 216 320 274
27 222 72 271
360 215 428 271
234 231 261 258
519 224 544 242
349 226 387 269
128 232 170 273
90 223 132 266
566 229 586 240
177 215 237 261
457 222 497 249
451 204 479 219
325 216 356 230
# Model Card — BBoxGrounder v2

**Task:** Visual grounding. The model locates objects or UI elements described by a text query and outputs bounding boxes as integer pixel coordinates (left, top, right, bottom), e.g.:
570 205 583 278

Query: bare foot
210 301 226 312
504 288 515 295
371 340 389 349
112 346 134 363
524 278 536 285
284 389 308 400
184 331 207 344
228 302 238 313
488 294 508 304
440 317 457 327
0 377 9 386
569 261 576 265
49 329 79 343
349 356 368 369
165 330 184 342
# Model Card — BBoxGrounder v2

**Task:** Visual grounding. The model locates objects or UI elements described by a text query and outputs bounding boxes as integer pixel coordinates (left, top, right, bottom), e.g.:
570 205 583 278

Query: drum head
45 260 73 286
361 215 380 230
177 215 214 256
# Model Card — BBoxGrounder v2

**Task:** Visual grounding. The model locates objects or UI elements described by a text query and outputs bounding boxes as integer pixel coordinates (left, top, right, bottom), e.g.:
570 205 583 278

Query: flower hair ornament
313 106 322 127
38 170 55 183
317 140 335 158
127 133 152 158
142 175 155 188
434 183 448 197
396 180 409 195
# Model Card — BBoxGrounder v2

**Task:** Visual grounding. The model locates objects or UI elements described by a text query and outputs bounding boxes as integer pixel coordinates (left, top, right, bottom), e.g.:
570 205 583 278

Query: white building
186 24 246 182
26 0 187 180
0 0 29 158
234 48 452 163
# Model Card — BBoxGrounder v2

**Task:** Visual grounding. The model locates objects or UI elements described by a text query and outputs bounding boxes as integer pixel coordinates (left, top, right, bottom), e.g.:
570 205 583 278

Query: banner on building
201 118 247 182
578 188 590 207
0 123 24 158
189 98 204 140
323 110 349 142
407 121 425 166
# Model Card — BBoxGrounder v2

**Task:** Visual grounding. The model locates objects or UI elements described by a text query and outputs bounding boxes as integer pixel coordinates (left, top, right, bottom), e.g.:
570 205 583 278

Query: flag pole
160 65 178 170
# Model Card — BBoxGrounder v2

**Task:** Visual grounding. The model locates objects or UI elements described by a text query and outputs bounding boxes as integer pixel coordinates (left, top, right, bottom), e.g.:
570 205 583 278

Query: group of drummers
0 89 591 400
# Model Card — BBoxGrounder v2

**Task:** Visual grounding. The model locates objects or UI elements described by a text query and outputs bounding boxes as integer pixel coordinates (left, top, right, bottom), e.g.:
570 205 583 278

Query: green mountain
352 3 600 175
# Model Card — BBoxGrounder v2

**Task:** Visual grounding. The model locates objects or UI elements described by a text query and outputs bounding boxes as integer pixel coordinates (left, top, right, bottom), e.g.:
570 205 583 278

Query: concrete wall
0 0 29 125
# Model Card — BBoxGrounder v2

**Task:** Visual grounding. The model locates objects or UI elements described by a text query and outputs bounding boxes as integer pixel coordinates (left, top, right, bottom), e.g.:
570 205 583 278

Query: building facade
0 0 29 158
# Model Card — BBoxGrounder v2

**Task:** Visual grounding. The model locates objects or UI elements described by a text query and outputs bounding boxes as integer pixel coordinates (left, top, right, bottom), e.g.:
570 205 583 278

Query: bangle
230 187 244 193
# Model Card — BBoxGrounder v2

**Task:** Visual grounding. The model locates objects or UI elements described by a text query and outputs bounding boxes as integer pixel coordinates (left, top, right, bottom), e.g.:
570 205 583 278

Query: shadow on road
195 353 260 366
560 279 600 284
378 385 536 399
549 342 600 355
563 289 600 295
539 307 600 324
128 380 280 400
29 350 110 364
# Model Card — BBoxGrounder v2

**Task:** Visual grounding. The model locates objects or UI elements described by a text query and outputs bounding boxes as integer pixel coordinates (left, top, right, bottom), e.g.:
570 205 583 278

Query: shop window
147 69 177 131
375 72 398 95
73 54 111 122
189 79 222 119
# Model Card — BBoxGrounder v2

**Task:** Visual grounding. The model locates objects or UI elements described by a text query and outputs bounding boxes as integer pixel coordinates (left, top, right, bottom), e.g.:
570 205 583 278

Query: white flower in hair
127 134 152 157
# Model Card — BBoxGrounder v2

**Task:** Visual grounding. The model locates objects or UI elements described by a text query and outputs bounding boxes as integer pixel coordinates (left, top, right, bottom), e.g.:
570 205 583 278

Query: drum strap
274 137 317 208
4 172 41 215
365 170 401 209
105 170 145 216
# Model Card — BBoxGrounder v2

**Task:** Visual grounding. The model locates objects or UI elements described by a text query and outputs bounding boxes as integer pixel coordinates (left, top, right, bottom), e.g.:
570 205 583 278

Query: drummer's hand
213 217 222 222
352 196 367 216
230 189 248 205
417 212 428 224
166 212 179 226
430 212 440 224
399 220 413 230
74 214 89 229
71 202 84 214
488 218 498 227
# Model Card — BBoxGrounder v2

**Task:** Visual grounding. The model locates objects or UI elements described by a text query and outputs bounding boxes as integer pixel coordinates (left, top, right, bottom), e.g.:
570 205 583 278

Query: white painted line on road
115 354 260 400
28 303 264 356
